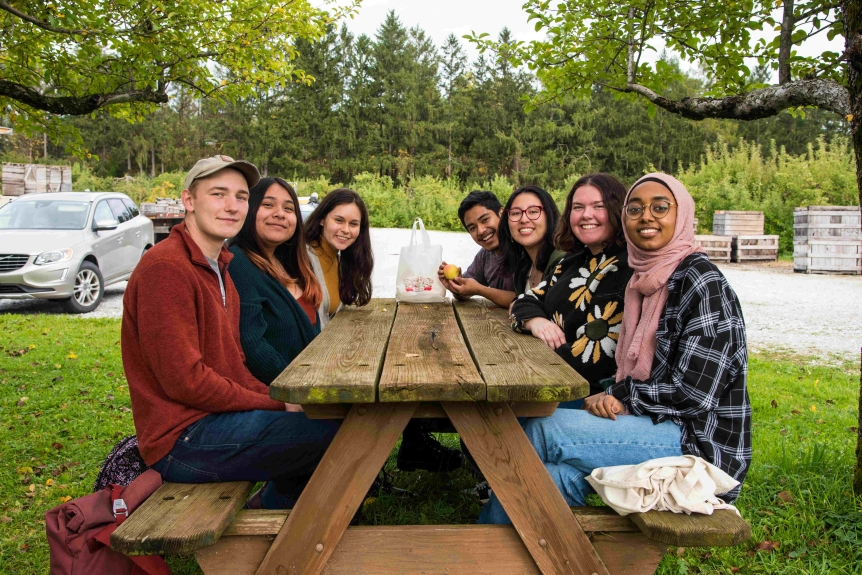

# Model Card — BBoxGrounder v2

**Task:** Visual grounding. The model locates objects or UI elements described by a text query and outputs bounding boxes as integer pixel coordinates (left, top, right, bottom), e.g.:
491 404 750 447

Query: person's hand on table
448 276 482 298
522 317 566 350
285 403 304 413
583 393 626 420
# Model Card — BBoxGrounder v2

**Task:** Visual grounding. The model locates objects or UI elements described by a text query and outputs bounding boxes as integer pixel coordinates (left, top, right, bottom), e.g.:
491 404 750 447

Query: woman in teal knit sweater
229 177 323 384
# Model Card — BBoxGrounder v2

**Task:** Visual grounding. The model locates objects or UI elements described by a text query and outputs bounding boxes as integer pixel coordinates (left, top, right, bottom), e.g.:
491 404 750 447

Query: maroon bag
46 469 171 575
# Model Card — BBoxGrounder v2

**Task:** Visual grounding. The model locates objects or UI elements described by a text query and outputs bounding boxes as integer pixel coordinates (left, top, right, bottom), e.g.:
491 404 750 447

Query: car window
93 201 115 225
107 198 132 223
122 198 140 218
0 200 91 230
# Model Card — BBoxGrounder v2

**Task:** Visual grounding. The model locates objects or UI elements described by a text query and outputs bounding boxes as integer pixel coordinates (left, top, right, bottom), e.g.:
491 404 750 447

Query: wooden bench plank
445 401 610 575
196 526 666 575
630 508 751 547
379 302 485 402
218 507 637 537
111 481 252 556
223 509 290 537
269 299 397 404
453 298 589 402
302 401 558 419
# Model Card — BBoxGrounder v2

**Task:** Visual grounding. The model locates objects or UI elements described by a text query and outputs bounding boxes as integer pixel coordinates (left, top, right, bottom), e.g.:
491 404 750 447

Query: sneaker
396 431 466 472
463 480 492 503
365 470 415 499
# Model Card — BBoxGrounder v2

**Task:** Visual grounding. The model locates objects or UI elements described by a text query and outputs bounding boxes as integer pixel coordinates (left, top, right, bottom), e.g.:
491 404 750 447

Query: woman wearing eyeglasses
499 185 564 296
509 174 633 400
480 173 750 524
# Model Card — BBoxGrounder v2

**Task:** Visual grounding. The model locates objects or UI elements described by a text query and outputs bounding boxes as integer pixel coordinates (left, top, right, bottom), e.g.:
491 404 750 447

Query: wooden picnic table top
269 298 589 405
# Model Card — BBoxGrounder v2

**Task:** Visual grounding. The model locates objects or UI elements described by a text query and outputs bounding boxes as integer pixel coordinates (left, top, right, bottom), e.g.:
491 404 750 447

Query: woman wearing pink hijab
479 173 751 524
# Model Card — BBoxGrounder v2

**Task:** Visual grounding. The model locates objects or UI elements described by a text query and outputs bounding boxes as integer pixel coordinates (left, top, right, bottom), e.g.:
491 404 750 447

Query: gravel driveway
3 228 860 359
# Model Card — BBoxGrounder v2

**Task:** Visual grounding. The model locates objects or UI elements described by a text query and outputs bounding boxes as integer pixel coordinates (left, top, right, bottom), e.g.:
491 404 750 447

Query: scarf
615 173 703 382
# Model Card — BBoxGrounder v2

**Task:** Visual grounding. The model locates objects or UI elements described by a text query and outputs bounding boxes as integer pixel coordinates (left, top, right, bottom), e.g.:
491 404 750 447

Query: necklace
528 261 542 288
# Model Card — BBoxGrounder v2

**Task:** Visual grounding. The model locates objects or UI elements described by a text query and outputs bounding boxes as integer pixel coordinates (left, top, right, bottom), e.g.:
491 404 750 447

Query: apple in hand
443 264 460 280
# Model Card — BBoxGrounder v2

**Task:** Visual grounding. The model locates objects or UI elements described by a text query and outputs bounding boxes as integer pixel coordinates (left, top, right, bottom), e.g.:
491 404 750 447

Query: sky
342 0 542 62
338 0 842 83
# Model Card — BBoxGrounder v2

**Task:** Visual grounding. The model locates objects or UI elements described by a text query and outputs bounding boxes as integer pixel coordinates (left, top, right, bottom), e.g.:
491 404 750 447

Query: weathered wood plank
254 402 418 575
196 526 666 575
302 401 558 419
453 298 588 402
379 302 485 402
223 510 289 537
216 506 636 538
111 481 252 556
445 401 609 575
630 509 751 547
269 299 397 404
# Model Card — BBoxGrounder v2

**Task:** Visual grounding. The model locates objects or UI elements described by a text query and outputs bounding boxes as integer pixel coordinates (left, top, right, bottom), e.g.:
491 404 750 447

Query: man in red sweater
122 155 339 508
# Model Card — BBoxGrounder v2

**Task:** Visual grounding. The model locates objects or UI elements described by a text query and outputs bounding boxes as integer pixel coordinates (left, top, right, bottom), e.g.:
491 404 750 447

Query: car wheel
62 262 104 314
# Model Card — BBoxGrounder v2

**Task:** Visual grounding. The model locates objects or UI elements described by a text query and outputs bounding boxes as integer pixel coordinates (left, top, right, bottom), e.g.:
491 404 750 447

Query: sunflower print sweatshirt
510 243 633 396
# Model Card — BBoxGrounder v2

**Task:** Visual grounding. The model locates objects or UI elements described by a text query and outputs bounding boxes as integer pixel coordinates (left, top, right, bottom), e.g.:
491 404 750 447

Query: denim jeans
478 410 683 524
150 410 340 509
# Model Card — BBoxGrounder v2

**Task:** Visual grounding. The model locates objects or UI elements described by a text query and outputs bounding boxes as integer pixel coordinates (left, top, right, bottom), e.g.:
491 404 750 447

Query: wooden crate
1 163 27 196
793 206 861 274
732 235 779 262
713 211 764 236
694 235 732 263
1 182 25 196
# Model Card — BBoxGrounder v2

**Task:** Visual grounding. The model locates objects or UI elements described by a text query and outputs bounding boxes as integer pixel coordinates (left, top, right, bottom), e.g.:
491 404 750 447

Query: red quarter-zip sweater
122 223 284 465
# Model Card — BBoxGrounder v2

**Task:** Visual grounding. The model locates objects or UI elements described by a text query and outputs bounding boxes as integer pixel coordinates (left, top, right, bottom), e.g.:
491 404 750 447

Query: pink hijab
615 173 703 382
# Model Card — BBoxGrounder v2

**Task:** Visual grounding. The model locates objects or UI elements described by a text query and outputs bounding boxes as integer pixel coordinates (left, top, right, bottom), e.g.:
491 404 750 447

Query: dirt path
3 228 860 359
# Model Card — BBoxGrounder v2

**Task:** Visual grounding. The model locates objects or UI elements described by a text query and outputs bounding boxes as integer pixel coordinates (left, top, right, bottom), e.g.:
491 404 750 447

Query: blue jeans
151 410 340 509
478 410 683 524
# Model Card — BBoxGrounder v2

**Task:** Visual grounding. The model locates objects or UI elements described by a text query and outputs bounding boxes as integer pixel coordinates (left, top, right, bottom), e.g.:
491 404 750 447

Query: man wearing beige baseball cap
120 156 340 509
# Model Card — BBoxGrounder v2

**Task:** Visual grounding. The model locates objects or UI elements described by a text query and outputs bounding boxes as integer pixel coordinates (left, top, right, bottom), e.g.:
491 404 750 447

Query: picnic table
112 298 750 575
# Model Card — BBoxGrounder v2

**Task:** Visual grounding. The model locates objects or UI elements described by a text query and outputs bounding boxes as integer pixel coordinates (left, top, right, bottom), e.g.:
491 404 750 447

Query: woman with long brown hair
230 177 323 384
304 188 464 473
510 173 633 400
303 188 373 327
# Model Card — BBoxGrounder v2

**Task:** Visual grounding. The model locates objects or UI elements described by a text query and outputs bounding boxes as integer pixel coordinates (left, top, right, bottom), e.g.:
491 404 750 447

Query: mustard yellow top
313 240 341 316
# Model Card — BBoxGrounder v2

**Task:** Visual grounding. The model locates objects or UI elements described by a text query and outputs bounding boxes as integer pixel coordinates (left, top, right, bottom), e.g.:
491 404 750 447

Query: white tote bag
395 218 446 303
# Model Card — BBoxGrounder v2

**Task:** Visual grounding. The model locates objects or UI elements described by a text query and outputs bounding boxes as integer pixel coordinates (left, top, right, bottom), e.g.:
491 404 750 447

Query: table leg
254 402 418 575
443 401 610 575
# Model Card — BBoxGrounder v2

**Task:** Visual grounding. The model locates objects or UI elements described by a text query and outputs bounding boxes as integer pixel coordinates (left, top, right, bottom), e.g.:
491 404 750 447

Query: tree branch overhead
0 80 168 115
623 78 851 120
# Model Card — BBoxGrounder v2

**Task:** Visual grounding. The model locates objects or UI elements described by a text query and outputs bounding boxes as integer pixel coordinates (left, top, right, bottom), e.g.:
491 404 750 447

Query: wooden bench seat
112 481 750 575
111 481 253 556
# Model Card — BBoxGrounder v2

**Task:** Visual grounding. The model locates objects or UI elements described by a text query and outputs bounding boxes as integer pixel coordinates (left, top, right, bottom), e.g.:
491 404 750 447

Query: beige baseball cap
183 155 260 191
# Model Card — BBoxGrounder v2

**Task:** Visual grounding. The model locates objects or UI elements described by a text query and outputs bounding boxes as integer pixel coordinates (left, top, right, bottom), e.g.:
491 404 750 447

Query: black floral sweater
510 243 633 395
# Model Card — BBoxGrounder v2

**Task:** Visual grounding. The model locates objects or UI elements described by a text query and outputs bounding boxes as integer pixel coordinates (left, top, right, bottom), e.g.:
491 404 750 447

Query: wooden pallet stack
793 206 861 275
694 235 732 263
712 210 779 262
1 163 72 195
140 198 185 216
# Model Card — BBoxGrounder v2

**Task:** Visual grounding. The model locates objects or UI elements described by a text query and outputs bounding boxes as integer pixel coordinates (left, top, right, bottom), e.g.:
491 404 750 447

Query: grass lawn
1 314 860 575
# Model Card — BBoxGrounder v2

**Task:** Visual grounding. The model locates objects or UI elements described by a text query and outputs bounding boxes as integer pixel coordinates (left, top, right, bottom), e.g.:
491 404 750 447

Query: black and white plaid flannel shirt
606 253 751 502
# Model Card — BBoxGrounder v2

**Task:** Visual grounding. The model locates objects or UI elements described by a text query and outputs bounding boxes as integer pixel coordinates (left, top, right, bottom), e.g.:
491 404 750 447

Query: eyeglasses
506 206 544 222
624 200 676 220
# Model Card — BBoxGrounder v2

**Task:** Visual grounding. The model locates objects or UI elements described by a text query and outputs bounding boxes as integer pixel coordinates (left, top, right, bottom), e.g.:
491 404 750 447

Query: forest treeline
1 11 851 189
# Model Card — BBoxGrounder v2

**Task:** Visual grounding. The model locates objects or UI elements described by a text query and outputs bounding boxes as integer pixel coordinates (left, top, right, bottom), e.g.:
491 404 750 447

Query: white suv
0 192 155 313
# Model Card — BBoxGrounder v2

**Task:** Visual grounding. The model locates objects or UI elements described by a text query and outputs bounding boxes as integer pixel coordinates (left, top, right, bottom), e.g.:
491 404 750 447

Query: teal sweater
228 246 320 385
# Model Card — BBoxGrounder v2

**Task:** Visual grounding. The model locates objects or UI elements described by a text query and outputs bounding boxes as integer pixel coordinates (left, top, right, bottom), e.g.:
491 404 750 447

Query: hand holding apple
443 263 460 280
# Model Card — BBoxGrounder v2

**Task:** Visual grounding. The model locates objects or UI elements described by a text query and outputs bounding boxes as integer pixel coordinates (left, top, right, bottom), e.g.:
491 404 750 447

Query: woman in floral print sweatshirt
510 173 633 397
